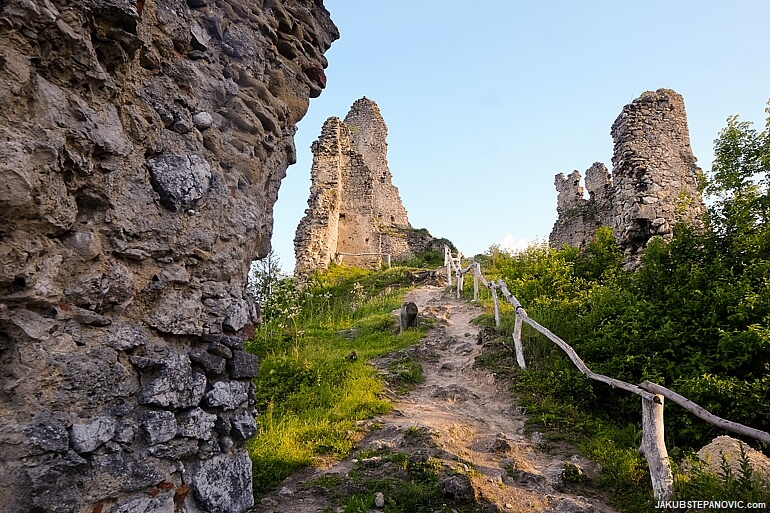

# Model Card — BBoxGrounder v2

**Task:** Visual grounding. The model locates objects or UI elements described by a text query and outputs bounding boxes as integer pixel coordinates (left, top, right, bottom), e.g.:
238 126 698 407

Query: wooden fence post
472 264 479 302
490 283 500 326
445 247 452 287
640 392 673 501
512 312 526 369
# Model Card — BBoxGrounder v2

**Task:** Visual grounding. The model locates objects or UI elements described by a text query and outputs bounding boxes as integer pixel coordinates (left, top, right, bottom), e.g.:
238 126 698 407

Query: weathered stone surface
140 410 177 445
550 89 705 267
204 381 249 410
203 333 245 351
208 340 233 359
192 111 214 131
0 0 337 510
190 347 227 375
148 438 200 459
112 492 175 513
231 409 257 441
177 407 217 439
137 353 207 409
190 452 254 512
85 452 165 500
147 290 205 336
24 450 88 513
23 411 70 455
113 419 137 444
294 98 447 274
228 350 259 379
70 417 116 453
102 323 148 351
147 154 212 212
440 474 475 501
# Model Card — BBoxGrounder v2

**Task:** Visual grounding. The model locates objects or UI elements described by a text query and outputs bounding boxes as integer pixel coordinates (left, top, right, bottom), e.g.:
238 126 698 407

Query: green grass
333 449 487 513
245 265 428 497
385 357 424 394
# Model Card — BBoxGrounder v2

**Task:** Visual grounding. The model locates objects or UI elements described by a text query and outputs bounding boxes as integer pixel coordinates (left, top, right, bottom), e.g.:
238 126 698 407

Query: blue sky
270 0 770 273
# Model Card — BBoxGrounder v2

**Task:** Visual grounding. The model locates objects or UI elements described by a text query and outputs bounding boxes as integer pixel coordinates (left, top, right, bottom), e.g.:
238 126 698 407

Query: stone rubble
0 0 338 511
550 89 706 266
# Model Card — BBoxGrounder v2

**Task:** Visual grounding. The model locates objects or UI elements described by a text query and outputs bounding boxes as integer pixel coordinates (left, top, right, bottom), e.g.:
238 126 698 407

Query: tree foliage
705 104 770 248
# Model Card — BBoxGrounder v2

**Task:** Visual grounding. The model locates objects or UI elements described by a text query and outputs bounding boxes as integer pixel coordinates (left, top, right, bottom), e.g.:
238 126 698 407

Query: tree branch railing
442 245 770 501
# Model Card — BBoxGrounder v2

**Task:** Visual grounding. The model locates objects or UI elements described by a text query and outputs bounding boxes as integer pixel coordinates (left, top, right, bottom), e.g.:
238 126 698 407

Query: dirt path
252 286 617 513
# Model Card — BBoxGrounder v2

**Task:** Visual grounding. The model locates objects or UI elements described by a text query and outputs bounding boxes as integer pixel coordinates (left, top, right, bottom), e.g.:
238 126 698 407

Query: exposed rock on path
252 286 617 513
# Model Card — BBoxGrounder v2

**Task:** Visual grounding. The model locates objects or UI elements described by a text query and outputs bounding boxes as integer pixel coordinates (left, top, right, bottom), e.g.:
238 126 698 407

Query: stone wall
0 1 338 512
550 89 705 264
295 98 441 275
550 163 613 249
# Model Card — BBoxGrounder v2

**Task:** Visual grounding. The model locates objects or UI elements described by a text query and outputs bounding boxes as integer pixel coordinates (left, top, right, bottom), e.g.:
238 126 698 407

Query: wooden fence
442 245 770 501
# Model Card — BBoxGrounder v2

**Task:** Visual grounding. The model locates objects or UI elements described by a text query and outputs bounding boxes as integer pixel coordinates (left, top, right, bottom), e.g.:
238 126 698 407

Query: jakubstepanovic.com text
657 501 766 510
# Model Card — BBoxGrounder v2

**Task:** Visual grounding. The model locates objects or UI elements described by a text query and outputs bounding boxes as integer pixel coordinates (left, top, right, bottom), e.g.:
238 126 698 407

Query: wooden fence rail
442 245 770 501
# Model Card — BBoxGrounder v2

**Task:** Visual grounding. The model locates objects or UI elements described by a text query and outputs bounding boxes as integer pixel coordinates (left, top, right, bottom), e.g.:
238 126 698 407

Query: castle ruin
294 98 442 275
550 89 706 264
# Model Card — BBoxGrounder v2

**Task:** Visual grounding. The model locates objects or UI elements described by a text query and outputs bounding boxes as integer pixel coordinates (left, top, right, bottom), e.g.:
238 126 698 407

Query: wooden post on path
490 282 500 326
512 313 526 369
444 246 452 286
640 391 673 501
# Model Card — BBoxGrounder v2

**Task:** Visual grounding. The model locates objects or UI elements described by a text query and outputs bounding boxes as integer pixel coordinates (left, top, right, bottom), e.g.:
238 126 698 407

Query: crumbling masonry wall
0 1 337 512
295 98 439 275
550 89 706 264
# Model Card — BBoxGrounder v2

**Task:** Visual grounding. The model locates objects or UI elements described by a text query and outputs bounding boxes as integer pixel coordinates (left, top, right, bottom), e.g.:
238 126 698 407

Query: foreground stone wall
0 0 337 511
550 89 705 264
295 98 441 275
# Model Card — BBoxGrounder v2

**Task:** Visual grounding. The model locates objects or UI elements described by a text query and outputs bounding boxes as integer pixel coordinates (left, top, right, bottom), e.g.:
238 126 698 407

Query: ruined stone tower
550 89 706 264
294 98 440 275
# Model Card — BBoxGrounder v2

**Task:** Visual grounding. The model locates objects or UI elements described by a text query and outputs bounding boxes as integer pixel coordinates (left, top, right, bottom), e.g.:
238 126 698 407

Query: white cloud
500 234 530 253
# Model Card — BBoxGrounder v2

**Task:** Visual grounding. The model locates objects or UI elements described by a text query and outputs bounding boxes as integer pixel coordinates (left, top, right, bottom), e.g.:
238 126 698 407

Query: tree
705 102 770 248
247 250 283 306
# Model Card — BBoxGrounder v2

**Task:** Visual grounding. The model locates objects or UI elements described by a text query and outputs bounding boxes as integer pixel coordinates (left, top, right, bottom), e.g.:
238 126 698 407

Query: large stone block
204 381 249 410
147 154 212 212
140 410 177 445
69 417 116 453
190 452 253 512
137 354 207 409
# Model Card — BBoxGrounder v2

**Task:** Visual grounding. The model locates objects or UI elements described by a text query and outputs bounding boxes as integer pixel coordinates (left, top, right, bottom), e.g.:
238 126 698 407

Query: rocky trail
251 286 617 513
